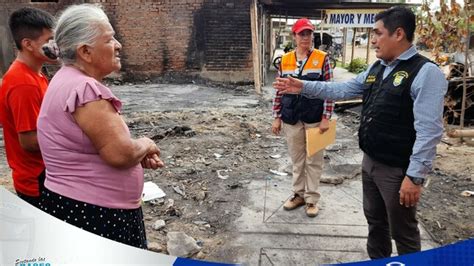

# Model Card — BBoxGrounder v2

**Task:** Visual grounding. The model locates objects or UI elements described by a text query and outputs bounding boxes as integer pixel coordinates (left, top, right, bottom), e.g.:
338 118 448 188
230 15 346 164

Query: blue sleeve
300 67 370 100
406 63 448 179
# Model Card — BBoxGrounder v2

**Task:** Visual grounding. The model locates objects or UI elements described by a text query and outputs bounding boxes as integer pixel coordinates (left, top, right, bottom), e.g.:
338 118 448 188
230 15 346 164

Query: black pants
362 154 421 259
16 170 45 208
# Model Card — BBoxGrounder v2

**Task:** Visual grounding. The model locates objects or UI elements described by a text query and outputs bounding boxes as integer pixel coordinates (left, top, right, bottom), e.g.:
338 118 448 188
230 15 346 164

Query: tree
416 0 473 131
416 0 472 63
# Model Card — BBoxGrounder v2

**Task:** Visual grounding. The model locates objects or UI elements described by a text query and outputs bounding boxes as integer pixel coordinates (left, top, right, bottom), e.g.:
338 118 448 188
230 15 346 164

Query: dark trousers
16 170 46 208
362 154 421 259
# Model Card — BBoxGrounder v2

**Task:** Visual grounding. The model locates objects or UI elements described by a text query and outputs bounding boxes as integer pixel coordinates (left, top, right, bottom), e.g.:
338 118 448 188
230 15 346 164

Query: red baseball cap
292 18 315 33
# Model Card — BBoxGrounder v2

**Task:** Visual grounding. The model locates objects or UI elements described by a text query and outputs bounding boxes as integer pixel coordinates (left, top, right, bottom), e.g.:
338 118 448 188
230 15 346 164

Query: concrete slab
257 247 367 266
114 84 262 113
236 178 368 238
262 181 366 227
234 234 368 266
233 173 438 265
238 174 439 235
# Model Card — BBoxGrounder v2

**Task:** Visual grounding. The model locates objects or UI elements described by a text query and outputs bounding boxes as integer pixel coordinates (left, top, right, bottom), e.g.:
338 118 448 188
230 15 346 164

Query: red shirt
0 60 47 196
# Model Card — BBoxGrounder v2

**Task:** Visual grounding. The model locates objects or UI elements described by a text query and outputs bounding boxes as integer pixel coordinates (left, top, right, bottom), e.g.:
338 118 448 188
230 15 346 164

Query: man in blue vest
273 6 447 259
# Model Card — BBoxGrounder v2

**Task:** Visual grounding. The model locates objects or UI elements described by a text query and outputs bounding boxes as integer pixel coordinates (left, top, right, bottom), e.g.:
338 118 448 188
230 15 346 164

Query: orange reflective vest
279 49 326 125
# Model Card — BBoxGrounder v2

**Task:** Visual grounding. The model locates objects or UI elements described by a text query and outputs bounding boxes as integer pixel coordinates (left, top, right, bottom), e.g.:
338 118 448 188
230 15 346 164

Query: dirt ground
124 96 275 258
0 81 472 262
418 140 474 245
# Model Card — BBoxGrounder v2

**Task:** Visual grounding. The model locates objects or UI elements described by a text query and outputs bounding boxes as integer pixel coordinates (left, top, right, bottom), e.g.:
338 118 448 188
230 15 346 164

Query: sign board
323 9 385 28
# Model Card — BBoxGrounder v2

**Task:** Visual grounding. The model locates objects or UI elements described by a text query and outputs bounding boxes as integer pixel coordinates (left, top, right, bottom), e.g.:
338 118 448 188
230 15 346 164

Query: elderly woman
37 4 163 249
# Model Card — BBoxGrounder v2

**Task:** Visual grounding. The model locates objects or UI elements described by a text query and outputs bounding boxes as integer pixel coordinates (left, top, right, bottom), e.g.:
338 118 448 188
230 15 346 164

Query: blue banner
330 239 474 266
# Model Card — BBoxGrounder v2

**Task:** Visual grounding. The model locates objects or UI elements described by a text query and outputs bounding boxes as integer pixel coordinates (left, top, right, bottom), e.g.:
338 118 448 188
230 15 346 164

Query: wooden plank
342 28 347 66
447 129 474 138
335 99 363 105
250 0 262 94
351 28 356 62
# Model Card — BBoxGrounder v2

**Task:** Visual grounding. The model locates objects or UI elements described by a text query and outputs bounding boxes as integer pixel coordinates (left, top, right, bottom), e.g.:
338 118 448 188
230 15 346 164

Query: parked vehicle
324 43 342 69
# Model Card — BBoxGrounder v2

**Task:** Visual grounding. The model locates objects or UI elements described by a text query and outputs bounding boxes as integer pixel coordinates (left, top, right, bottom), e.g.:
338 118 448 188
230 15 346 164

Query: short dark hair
375 6 416 42
8 7 55 50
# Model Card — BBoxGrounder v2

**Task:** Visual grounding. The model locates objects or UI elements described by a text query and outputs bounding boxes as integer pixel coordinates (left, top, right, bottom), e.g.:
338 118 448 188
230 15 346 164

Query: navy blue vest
359 54 431 168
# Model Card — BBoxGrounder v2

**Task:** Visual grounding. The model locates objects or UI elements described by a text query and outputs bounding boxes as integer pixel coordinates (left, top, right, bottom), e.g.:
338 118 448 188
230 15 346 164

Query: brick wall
188 0 254 82
0 0 254 83
0 0 75 16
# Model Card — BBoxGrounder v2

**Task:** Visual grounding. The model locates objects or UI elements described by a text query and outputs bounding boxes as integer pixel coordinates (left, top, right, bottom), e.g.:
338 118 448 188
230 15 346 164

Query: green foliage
347 58 368 74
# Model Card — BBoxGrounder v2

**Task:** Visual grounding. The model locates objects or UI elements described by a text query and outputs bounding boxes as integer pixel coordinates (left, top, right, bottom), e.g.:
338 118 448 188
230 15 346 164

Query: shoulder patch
365 75 377 83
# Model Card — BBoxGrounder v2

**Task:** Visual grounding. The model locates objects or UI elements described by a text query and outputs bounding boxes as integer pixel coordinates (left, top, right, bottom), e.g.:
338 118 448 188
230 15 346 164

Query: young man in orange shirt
0 7 55 207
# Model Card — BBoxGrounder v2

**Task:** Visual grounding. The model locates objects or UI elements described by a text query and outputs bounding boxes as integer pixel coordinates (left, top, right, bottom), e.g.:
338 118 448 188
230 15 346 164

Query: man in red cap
271 18 334 217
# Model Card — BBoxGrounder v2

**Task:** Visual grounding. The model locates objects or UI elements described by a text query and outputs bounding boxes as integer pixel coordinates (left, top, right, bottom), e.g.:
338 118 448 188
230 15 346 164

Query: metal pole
320 10 324 50
459 26 471 132
342 27 347 66
351 28 356 62
366 28 371 64
261 9 266 86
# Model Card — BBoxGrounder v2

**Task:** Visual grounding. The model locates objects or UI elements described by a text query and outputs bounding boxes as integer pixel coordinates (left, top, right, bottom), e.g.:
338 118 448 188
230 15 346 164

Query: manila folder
305 119 337 157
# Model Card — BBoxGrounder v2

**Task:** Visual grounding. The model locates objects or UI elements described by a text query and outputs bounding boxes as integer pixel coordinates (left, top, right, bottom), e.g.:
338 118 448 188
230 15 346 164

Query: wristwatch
407 175 425 185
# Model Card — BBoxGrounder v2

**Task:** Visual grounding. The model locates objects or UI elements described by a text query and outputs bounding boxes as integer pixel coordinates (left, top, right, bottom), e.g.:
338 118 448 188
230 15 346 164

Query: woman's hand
272 118 282 135
141 153 165 169
141 140 165 169
319 118 330 133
